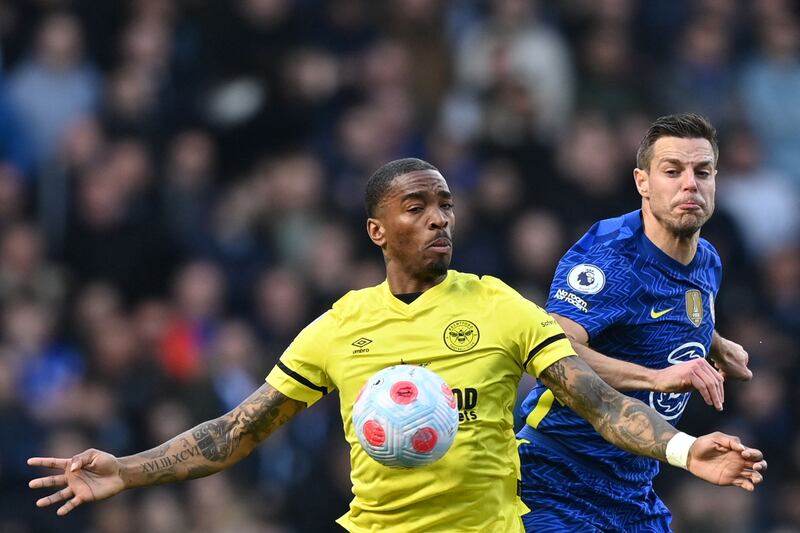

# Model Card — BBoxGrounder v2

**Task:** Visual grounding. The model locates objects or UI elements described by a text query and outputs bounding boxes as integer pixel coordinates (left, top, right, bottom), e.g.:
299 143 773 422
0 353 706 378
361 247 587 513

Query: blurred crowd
0 0 798 531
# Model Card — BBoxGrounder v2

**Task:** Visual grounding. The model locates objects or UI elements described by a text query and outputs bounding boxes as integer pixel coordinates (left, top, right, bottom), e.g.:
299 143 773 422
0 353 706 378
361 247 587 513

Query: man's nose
429 208 449 229
681 170 698 190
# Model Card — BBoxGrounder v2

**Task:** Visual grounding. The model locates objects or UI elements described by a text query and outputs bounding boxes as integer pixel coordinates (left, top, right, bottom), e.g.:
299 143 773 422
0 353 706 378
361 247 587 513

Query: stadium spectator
739 11 800 185
7 12 100 164
0 3 793 531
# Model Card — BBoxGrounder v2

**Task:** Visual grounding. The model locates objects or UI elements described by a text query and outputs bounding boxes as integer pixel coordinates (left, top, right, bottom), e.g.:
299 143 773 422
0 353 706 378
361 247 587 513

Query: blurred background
0 0 798 531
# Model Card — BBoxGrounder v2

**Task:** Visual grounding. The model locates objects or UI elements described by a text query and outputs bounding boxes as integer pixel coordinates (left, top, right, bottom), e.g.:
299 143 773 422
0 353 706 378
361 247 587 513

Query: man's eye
441 203 454 210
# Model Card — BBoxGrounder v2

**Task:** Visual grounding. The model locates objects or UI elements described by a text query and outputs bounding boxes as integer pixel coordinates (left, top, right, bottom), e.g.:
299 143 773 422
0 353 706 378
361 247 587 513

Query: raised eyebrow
659 158 714 167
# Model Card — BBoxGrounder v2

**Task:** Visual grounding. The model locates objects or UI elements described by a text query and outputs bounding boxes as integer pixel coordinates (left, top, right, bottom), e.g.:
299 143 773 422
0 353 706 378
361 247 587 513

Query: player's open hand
711 337 752 382
687 432 766 491
28 449 126 516
652 357 725 410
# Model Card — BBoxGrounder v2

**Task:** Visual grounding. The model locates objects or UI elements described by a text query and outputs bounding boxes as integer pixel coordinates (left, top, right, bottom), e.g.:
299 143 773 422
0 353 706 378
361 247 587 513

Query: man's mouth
427 237 452 252
676 198 704 210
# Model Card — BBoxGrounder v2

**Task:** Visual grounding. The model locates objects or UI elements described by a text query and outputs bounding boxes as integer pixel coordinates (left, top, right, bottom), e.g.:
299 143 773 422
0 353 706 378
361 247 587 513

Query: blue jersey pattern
519 210 721 486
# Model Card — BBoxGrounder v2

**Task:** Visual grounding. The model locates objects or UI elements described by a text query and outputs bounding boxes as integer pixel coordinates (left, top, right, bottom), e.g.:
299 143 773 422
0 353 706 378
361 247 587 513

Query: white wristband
666 432 697 470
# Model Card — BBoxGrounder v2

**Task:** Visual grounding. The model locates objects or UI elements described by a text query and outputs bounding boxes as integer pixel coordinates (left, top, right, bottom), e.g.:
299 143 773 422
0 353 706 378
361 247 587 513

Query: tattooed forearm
140 444 201 474
193 420 240 462
119 384 305 489
540 356 677 461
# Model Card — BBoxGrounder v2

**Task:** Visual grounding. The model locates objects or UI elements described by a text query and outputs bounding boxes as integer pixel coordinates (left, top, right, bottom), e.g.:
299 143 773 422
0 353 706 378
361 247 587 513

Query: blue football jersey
520 210 722 485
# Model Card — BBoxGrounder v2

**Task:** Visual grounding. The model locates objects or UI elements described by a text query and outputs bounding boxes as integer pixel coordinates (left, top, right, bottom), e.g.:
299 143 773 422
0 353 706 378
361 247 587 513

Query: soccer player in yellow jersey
28 158 766 532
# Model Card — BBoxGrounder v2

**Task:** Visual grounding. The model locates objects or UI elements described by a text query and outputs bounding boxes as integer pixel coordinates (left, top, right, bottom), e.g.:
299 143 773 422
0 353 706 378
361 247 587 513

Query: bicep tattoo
235 383 306 445
197 383 306 463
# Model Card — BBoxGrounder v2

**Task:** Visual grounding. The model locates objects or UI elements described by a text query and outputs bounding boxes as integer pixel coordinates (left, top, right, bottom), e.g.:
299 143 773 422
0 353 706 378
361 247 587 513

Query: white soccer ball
353 365 459 468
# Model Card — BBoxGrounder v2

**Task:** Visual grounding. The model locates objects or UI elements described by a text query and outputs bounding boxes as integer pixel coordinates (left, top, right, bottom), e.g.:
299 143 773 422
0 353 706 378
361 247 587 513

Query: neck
385 262 448 294
641 207 699 265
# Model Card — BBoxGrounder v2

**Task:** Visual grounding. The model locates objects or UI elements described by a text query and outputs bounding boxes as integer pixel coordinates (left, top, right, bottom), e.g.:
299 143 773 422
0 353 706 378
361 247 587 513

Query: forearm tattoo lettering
134 385 304 484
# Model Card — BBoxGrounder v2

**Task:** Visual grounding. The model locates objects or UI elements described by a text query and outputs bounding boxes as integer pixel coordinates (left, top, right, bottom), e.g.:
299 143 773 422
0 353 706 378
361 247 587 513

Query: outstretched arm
553 313 725 410
28 383 305 515
539 355 766 490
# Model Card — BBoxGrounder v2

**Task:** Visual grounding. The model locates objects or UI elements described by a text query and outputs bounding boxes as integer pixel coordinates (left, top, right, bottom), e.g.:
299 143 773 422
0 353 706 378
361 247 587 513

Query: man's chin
423 258 450 279
671 214 706 238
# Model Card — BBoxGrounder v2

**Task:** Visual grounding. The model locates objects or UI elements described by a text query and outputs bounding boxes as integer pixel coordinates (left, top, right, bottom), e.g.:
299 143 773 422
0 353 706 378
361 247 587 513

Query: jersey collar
633 210 702 274
380 270 455 315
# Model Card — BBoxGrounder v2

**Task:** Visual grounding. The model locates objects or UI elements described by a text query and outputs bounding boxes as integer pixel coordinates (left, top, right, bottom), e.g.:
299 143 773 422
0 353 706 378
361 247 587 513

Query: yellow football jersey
266 270 574 532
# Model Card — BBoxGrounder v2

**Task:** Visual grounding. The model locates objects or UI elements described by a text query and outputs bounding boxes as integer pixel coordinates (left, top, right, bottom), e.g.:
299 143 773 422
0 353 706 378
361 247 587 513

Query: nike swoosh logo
650 307 674 319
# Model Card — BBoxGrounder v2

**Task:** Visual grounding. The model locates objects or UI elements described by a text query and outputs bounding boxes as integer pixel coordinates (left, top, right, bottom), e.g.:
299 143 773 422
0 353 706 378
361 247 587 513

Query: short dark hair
364 158 439 217
636 113 718 171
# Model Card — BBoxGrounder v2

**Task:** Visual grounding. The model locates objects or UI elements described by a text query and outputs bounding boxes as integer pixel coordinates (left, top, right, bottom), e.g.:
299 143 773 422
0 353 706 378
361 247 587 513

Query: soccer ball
353 365 459 468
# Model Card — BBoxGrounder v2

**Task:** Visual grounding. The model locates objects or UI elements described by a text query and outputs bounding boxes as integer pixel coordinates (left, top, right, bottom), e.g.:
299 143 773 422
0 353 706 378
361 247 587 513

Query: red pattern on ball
411 427 438 453
363 420 385 446
441 383 457 409
390 381 418 404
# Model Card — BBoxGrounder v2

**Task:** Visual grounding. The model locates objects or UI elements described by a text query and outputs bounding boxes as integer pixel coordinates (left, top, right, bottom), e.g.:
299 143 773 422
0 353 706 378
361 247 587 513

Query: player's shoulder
328 283 386 322
466 273 540 309
563 211 640 271
576 211 640 252
433 270 507 301
458 271 513 295
438 270 518 300
697 237 722 267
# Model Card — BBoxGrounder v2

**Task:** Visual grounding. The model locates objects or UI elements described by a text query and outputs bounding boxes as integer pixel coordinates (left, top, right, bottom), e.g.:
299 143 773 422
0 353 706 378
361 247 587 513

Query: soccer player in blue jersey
518 113 754 532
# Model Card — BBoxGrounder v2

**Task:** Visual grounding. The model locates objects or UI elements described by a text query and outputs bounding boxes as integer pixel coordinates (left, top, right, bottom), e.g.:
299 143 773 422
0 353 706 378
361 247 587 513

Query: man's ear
367 217 386 247
633 168 649 198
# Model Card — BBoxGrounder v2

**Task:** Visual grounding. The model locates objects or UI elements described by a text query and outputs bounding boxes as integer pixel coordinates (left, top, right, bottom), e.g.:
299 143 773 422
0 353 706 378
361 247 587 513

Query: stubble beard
657 209 710 239
421 258 449 280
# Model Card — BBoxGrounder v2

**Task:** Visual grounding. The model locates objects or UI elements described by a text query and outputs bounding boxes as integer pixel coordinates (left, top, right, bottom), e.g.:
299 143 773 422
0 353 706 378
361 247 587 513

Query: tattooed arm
28 383 305 515
540 355 767 490
121 383 304 487
540 355 676 460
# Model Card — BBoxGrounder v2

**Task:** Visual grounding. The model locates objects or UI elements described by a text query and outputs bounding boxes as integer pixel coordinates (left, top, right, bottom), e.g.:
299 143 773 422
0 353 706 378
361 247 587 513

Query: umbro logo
352 338 372 348
352 337 372 354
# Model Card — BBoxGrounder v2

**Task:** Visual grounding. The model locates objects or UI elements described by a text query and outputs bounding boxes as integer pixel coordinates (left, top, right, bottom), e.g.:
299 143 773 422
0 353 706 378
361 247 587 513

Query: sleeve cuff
266 364 326 407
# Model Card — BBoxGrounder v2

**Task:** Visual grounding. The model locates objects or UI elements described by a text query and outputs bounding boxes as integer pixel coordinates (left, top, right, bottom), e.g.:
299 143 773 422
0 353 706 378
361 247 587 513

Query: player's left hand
711 336 752 381
687 432 766 491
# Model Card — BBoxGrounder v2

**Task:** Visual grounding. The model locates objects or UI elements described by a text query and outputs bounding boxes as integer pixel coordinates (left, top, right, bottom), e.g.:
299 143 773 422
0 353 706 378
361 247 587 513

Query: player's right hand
687 432 766 491
651 358 724 411
28 449 126 516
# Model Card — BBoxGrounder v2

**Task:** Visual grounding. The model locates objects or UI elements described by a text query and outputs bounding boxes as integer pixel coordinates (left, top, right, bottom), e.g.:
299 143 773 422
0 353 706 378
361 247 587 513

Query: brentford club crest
443 320 480 352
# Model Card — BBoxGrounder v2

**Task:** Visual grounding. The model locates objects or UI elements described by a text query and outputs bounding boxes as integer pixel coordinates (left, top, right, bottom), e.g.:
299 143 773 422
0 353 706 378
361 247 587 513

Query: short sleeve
545 244 630 339
481 276 575 377
518 303 576 377
266 311 338 407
